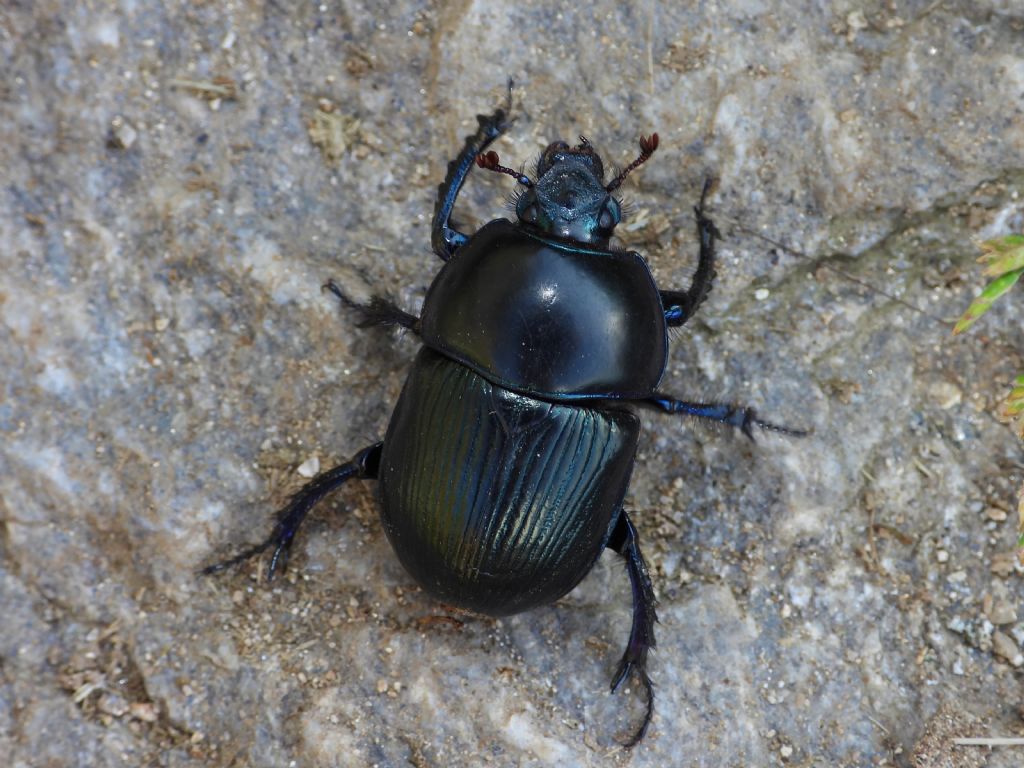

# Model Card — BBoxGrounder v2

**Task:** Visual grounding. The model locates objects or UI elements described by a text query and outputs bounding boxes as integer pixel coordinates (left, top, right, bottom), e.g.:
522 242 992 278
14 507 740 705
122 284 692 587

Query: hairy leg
323 279 419 333
607 509 658 747
431 83 513 260
201 442 383 580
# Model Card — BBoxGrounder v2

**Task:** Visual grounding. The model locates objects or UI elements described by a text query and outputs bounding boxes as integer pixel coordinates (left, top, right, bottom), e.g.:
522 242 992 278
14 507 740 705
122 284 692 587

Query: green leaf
979 235 1024 277
1003 399 1024 418
953 268 1024 334
980 234 1024 254
1000 375 1024 438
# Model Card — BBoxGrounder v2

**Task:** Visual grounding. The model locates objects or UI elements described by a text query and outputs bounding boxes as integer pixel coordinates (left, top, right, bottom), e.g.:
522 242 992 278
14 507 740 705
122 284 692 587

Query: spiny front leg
606 509 658 747
431 82 513 261
660 177 721 326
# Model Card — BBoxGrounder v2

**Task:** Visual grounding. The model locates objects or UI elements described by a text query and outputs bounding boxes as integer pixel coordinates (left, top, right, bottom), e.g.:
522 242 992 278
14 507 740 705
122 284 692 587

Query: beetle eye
597 199 620 233
520 203 539 224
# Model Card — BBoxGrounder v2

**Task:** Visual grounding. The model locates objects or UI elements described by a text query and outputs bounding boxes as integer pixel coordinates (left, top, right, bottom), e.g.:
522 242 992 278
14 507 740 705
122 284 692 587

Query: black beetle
204 90 803 746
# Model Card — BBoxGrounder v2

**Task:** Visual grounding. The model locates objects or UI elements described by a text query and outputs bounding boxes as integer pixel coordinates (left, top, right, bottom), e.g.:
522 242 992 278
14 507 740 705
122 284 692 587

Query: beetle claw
739 407 811 440
610 657 655 748
265 533 295 581
754 418 812 439
610 658 630 693
741 408 757 441
199 537 273 577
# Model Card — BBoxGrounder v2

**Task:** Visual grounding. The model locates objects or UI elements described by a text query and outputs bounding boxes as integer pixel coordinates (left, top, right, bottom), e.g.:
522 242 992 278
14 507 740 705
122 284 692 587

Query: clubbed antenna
605 133 659 192
476 151 533 187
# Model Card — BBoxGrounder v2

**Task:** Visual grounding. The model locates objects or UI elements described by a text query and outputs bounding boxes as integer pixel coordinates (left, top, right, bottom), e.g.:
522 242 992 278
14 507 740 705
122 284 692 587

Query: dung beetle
204 89 803 746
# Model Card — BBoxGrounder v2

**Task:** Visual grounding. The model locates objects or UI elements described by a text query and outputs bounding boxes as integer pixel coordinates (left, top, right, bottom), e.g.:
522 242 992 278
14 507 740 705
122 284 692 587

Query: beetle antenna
605 133 659 192
476 151 534 187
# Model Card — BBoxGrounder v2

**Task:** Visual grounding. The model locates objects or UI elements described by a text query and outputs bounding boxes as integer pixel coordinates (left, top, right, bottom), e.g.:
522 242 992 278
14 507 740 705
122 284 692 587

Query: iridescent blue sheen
379 349 639 616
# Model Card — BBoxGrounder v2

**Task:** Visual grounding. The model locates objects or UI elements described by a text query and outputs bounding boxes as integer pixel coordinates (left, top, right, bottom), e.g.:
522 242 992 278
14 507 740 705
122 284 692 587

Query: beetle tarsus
647 396 807 439
750 413 810 439
607 510 658 747
200 443 383 579
200 506 303 580
610 660 655 747
324 280 420 333
733 406 809 440
199 536 276 576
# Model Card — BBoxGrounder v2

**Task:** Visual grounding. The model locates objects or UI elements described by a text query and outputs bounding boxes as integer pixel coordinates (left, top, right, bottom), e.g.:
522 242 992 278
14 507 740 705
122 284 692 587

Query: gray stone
3 1 1024 766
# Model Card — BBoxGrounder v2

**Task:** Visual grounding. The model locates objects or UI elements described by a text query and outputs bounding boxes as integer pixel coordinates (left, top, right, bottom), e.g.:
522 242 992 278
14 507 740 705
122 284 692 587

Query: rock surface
2 1 1024 766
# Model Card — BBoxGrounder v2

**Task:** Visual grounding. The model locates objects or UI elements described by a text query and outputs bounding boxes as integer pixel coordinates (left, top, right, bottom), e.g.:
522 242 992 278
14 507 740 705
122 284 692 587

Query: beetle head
476 133 659 247
513 138 619 246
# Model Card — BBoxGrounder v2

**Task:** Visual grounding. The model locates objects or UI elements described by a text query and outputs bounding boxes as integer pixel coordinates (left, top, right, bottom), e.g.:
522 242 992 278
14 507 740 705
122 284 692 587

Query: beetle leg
659 177 721 327
431 82 513 261
646 396 808 440
201 442 383 580
607 509 657 747
324 279 420 334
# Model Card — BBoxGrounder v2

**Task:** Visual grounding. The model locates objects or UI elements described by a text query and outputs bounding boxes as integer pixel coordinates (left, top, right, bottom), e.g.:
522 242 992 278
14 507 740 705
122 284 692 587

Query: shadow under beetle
204 89 804 746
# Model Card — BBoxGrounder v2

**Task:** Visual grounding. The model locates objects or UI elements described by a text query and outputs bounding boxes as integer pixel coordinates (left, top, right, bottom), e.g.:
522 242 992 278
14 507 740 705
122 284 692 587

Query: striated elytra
203 87 804 746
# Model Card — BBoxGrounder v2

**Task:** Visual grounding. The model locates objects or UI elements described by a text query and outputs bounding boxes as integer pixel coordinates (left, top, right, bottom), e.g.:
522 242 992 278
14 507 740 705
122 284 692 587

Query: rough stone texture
911 702 987 768
2 1 1024 766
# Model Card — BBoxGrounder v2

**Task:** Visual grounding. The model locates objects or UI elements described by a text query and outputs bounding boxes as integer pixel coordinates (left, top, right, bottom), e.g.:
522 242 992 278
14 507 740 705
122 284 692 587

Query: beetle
204 89 803 746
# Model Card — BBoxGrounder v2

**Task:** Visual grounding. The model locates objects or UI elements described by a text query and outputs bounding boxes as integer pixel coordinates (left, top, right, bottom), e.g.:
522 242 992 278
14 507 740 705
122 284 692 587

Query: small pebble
992 631 1024 667
928 381 962 410
108 115 138 149
297 455 320 478
991 553 1017 578
129 702 158 722
98 693 129 717
989 601 1018 625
